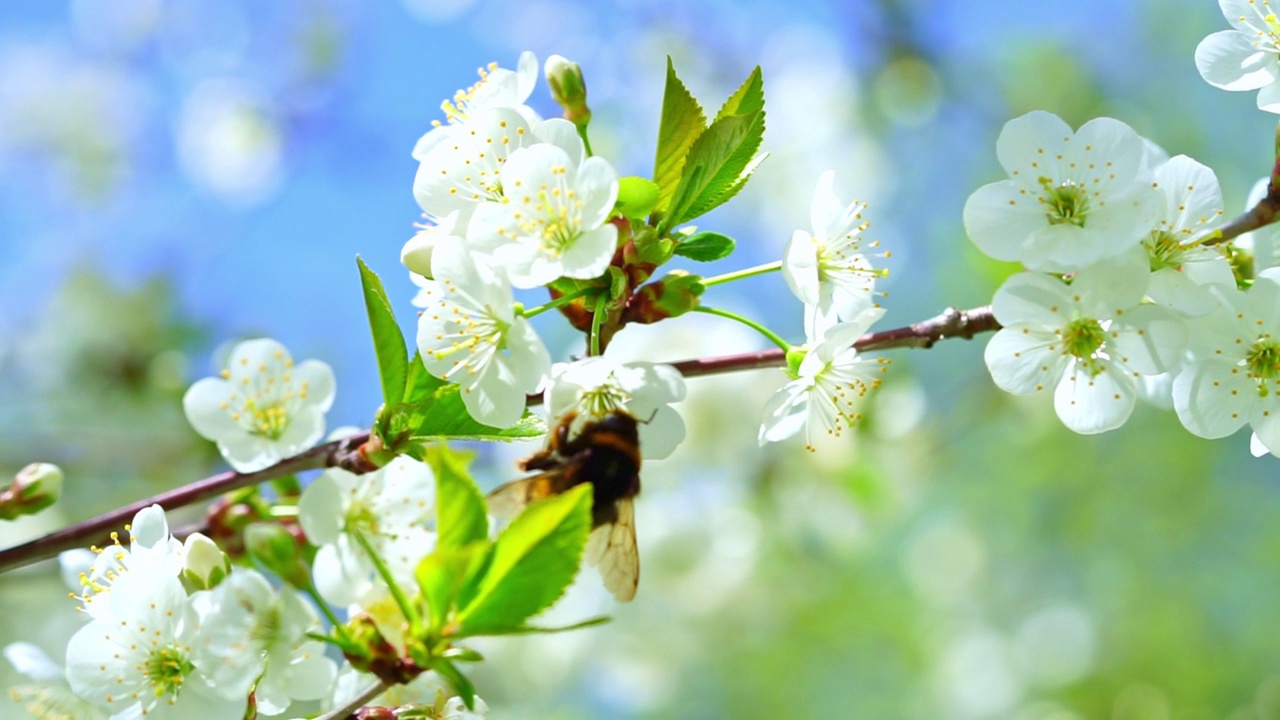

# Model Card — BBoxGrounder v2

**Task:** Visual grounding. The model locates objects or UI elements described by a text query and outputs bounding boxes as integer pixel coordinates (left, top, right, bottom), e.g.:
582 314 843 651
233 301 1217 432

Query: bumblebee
487 410 641 601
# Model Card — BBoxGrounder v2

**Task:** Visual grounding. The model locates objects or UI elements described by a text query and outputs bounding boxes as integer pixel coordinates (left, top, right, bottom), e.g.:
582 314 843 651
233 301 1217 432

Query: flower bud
0 463 63 520
622 271 705 324
341 614 423 685
181 532 231 591
204 496 264 559
544 54 590 126
354 707 396 720
402 229 440 280
244 522 310 589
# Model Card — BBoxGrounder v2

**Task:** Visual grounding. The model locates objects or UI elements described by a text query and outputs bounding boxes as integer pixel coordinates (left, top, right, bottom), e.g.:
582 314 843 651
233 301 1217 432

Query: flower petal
782 230 821 305
1107 306 1188 375
298 471 345 545
182 378 241 441
1195 30 1277 90
995 110 1073 180
1173 359 1253 438
963 180 1051 263
990 272 1074 327
1053 363 1136 434
758 380 809 444
984 326 1068 395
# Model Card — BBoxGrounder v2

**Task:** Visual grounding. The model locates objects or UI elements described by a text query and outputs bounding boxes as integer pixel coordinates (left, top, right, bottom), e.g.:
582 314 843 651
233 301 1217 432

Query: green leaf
685 150 769 222
607 266 628 301
357 257 409 408
662 66 766 229
380 354 547 453
615 177 661 220
653 58 707 215
665 109 766 228
403 350 440 405
673 231 736 262
454 541 494 611
416 542 488 632
456 484 593 636
714 65 765 121
428 445 489 549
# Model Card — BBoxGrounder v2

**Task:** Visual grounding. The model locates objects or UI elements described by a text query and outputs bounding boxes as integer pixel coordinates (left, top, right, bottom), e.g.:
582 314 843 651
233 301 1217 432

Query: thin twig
1202 172 1280 246
669 305 1000 378
314 679 390 720
0 432 371 573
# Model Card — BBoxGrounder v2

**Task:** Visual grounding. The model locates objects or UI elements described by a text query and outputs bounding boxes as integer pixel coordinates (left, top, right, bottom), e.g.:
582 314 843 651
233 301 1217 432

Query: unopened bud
0 463 63 520
402 230 439 280
622 271 705 324
545 55 590 126
244 522 310 589
342 614 423 685
181 533 231 591
354 707 396 720
205 497 264 559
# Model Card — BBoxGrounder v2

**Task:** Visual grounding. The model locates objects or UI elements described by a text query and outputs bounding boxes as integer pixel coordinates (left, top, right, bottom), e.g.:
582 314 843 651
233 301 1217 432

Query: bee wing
584 499 639 602
486 473 558 520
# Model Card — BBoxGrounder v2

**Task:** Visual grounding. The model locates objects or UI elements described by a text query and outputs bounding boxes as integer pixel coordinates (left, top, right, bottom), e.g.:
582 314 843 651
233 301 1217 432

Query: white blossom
191 568 336 716
183 338 336 473
782 170 885 330
5 642 107 720
467 143 620 288
1196 0 1280 113
963 110 1161 272
758 306 890 449
546 355 687 459
412 51 540 161
984 256 1188 434
298 455 437 607
70 504 183 620
412 108 535 220
65 564 246 720
1173 269 1280 454
415 240 550 428
1140 155 1234 316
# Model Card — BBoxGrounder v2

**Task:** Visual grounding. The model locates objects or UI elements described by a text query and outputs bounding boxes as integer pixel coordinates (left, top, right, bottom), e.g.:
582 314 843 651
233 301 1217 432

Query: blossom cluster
963 104 1280 453
25 502 487 720
59 506 336 719
30 11 1280 716
401 54 894 453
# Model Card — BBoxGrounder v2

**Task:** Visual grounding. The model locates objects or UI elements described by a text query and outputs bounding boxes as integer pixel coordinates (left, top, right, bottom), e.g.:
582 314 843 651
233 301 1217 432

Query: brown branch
1202 170 1280 246
670 305 1000 378
0 432 371 573
2 306 1000 575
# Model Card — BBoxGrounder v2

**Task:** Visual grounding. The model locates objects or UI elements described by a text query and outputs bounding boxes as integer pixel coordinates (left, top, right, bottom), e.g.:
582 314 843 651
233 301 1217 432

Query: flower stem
578 126 595 157
304 584 353 644
521 287 595 318
692 306 792 353
354 531 420 632
590 296 607 356
702 260 784 287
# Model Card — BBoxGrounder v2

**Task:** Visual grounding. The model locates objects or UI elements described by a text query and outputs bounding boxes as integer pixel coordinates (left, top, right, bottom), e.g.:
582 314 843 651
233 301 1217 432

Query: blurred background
3 0 1280 718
